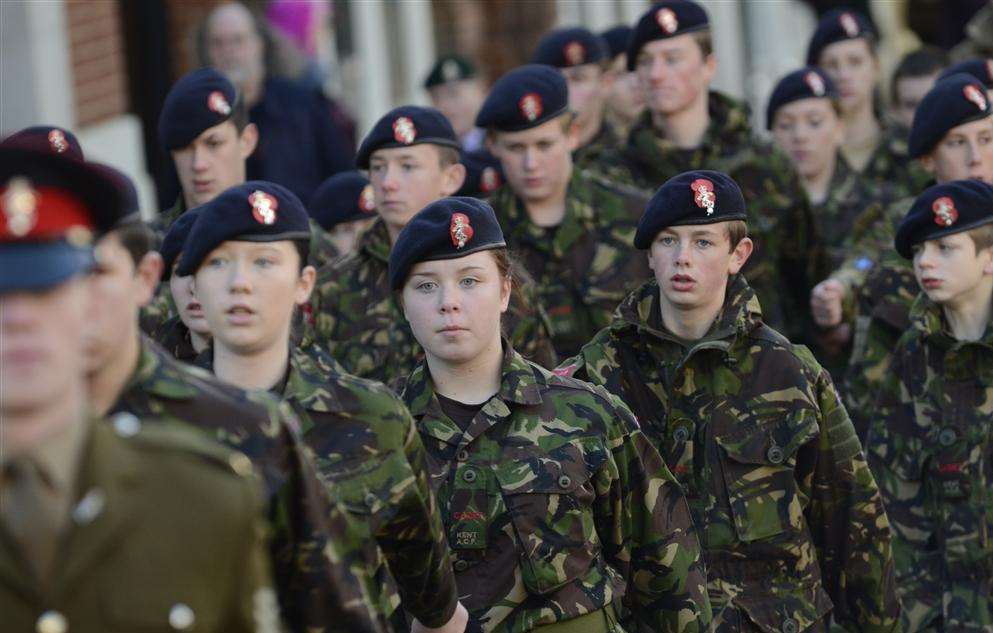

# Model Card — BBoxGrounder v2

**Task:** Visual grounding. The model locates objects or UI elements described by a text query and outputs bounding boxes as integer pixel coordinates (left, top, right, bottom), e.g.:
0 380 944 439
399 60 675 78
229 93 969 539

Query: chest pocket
325 449 406 535
716 410 819 543
496 441 606 595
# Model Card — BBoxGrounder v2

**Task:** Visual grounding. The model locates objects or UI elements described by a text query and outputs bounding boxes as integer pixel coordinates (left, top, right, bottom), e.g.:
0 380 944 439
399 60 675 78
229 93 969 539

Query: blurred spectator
889 46 948 129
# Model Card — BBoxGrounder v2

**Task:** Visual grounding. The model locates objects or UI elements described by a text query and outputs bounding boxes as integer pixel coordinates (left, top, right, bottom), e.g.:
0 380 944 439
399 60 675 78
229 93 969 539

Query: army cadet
478 64 651 358
811 73 993 440
888 47 947 131
391 196 711 632
425 53 488 154
868 180 993 632
1 124 85 161
0 146 280 633
592 0 818 342
600 25 645 143
309 106 556 383
530 27 620 169
807 9 930 194
557 170 900 632
308 170 379 260
176 181 468 633
153 208 212 361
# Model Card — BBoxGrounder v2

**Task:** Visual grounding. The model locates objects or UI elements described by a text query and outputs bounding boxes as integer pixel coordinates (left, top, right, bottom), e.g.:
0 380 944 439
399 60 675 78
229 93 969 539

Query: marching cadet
592 0 818 343
888 47 947 131
806 8 930 194
1 125 85 161
478 64 651 358
154 208 212 362
424 54 488 154
557 170 900 633
811 73 993 440
600 25 645 143
869 180 993 632
0 146 280 633
309 106 556 383
529 27 620 169
175 181 468 633
390 196 711 632
308 170 379 260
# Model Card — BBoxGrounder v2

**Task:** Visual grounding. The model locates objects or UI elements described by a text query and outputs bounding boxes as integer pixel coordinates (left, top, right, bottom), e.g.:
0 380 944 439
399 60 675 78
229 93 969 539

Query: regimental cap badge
932 196 958 227
207 90 232 116
248 190 278 225
964 83 988 112
519 93 543 122
393 116 417 144
656 7 679 34
480 166 501 193
564 41 586 66
804 71 826 96
47 130 68 154
839 12 859 38
442 59 461 82
2 177 39 237
450 212 474 248
358 184 376 213
690 178 716 215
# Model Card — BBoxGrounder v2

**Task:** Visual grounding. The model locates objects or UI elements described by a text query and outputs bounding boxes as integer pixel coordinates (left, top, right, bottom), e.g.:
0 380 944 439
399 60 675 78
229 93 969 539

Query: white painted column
396 0 436 105
584 1 618 31
555 0 583 27
700 0 746 101
350 0 392 138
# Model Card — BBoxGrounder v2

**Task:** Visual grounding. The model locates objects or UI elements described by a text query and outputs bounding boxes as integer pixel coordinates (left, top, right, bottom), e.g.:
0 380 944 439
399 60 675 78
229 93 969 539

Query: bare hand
411 602 469 633
810 279 846 328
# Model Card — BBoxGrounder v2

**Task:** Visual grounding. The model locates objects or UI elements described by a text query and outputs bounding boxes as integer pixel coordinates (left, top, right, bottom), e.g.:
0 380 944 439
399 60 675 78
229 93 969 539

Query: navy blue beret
531 27 608 68
806 9 876 66
601 25 633 60
89 163 140 224
159 207 202 280
627 2 710 71
308 170 376 231
457 150 504 198
476 65 569 132
389 196 506 289
938 58 993 88
766 67 837 129
908 73 991 159
176 181 311 276
355 105 461 169
424 54 478 89
634 170 747 249
1 126 84 161
159 68 239 150
895 179 993 259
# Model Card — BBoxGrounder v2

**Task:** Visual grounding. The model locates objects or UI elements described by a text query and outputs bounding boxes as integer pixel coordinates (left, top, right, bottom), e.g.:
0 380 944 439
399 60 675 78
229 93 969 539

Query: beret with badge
355 105 461 169
895 179 993 259
601 25 634 61
475 64 570 132
938 58 993 89
806 8 876 66
457 151 505 198
530 27 608 68
159 68 239 151
308 170 377 231
634 169 747 249
424 54 478 90
1 126 85 162
627 1 711 71
389 196 506 290
766 67 837 130
159 207 203 280
176 181 311 276
0 147 130 291
908 73 991 159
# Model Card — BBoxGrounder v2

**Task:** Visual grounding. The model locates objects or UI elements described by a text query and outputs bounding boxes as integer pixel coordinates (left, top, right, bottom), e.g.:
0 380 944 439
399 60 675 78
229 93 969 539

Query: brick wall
65 0 129 126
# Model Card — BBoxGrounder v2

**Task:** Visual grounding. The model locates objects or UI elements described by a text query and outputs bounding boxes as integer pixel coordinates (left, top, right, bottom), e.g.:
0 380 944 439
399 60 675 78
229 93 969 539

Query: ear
565 116 581 152
701 52 718 84
983 247 993 276
239 123 259 159
134 252 165 307
441 162 467 196
295 265 317 304
728 237 754 274
499 275 511 314
918 154 936 176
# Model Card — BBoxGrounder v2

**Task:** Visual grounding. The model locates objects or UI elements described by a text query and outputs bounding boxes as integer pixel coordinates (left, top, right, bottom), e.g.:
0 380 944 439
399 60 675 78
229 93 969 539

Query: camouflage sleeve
140 285 176 337
309 266 341 349
593 390 711 633
508 268 559 369
803 364 900 633
376 405 459 628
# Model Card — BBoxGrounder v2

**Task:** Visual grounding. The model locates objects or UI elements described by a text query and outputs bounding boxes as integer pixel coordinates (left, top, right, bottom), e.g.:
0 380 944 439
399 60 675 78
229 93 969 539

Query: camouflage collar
128 337 202 400
284 345 345 413
628 90 752 160
155 196 188 232
359 218 393 264
910 292 993 348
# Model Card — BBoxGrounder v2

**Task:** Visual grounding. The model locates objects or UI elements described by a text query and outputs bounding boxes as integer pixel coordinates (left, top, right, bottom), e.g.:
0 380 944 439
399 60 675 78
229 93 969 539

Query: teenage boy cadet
0 146 280 633
811 73 993 439
530 27 620 170
309 106 556 383
424 54 488 154
308 170 379 260
600 25 645 142
868 179 993 632
478 64 651 358
594 0 818 342
888 47 947 131
557 169 900 633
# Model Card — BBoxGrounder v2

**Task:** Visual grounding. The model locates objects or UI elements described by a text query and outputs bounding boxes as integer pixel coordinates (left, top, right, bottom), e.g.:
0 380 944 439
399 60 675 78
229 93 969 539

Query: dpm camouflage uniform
401 343 711 633
308 217 343 268
856 123 931 197
152 314 200 363
110 338 382 633
308 219 557 383
573 120 624 173
868 293 993 632
589 91 820 343
486 168 651 359
557 274 900 633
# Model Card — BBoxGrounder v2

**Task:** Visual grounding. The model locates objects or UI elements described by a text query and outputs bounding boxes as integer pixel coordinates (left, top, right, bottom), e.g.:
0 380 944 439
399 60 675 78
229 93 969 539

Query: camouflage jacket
308 218 342 269
152 195 186 235
152 314 200 363
588 91 820 343
401 344 711 633
558 275 900 633
855 123 930 198
573 120 623 173
867 293 993 632
140 284 177 339
486 168 651 358
309 219 558 383
110 338 381 633
276 345 459 630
